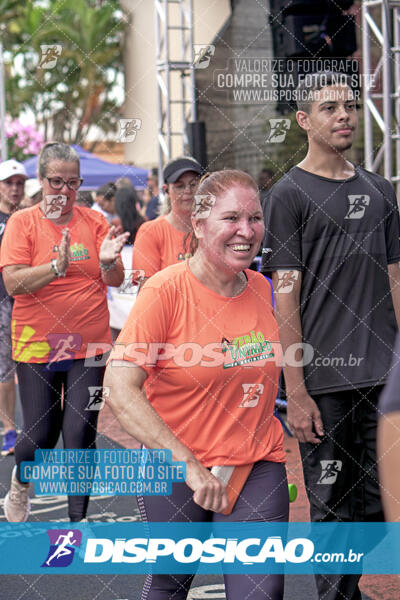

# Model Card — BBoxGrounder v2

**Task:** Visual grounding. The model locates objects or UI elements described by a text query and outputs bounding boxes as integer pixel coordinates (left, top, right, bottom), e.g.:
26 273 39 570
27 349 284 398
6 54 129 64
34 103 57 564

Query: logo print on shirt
239 383 264 407
70 242 90 261
317 460 343 485
344 195 370 220
275 270 299 294
42 529 82 567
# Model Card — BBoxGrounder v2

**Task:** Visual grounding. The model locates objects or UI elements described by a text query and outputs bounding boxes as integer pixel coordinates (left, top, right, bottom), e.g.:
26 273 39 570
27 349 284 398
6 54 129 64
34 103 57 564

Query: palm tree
6 0 125 146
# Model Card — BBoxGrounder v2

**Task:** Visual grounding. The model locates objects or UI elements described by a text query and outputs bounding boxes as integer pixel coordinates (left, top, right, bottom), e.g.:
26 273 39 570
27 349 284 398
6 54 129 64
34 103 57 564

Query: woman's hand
56 228 71 275
185 459 229 513
99 225 130 265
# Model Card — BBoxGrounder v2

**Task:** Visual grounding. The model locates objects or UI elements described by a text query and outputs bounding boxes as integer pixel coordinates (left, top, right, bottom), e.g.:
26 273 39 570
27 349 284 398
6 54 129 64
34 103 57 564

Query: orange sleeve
0 212 32 267
110 280 172 373
132 221 162 279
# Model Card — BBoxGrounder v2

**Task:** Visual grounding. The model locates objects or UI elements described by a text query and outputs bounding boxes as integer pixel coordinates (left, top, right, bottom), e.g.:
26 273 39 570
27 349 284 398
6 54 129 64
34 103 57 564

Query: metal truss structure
362 0 400 194
154 0 197 184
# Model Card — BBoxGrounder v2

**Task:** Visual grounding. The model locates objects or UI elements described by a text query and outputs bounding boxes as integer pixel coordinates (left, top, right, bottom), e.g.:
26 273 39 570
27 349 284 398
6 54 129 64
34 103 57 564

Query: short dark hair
96 182 116 201
295 71 353 113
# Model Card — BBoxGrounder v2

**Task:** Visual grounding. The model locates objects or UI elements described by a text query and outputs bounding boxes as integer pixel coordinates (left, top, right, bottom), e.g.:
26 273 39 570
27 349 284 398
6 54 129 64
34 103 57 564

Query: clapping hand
56 228 71 275
99 226 130 265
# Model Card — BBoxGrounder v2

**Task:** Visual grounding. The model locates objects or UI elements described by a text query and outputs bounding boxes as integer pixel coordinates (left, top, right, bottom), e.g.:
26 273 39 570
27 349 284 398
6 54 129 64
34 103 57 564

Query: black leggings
138 460 289 600
15 359 105 521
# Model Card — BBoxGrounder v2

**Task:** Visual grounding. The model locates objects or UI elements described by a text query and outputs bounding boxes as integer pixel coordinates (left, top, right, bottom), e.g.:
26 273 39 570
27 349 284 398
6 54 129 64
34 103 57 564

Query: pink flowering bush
4 116 44 161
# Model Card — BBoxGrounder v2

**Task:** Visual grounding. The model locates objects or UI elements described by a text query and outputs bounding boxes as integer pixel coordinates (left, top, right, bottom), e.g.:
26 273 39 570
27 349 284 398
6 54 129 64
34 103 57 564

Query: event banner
0 522 399 574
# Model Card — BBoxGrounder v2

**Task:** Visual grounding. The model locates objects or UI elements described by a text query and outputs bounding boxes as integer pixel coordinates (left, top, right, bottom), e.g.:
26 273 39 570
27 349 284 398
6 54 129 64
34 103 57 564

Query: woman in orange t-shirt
105 170 289 600
131 156 202 283
1 142 129 523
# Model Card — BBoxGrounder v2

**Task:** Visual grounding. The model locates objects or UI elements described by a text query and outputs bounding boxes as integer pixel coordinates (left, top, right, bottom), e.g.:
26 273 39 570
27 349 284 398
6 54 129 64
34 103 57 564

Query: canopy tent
23 145 148 190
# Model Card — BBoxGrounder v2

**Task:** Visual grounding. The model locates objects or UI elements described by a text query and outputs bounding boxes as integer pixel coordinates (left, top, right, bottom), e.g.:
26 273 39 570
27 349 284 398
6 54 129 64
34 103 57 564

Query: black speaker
327 14 357 56
271 14 331 57
187 121 207 170
271 12 357 58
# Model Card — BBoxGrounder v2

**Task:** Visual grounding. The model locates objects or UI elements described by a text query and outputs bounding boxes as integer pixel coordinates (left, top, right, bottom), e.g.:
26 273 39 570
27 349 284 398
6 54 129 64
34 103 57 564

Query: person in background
139 187 152 219
257 167 274 209
145 167 160 220
76 190 94 208
115 177 133 190
0 160 28 456
92 182 117 223
132 156 202 283
1 142 128 522
378 335 400 521
20 178 42 209
262 72 400 600
108 187 145 340
105 169 288 600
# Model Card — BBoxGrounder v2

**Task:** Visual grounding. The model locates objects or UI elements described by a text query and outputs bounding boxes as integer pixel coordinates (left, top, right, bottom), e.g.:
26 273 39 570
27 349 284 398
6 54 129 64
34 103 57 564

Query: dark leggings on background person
15 359 105 521
137 460 289 600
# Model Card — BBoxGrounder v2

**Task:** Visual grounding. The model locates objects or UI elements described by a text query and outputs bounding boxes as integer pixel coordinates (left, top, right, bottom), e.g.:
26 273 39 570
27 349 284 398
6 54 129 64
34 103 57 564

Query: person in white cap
20 178 41 209
0 159 28 456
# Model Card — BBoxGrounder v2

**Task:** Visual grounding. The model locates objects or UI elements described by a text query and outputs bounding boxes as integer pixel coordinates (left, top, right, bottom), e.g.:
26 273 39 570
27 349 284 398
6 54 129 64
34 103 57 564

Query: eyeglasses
46 176 83 191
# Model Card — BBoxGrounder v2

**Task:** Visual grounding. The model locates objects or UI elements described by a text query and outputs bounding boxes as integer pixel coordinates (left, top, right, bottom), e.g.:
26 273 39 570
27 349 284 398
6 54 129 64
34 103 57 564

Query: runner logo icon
344 195 370 219
42 529 82 567
317 460 343 485
240 383 264 407
275 270 299 294
86 386 109 411
193 44 215 69
118 119 142 143
266 119 291 143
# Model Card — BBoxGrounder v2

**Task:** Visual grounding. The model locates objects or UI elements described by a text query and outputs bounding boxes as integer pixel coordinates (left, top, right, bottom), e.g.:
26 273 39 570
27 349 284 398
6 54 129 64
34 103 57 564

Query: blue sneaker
1 429 17 456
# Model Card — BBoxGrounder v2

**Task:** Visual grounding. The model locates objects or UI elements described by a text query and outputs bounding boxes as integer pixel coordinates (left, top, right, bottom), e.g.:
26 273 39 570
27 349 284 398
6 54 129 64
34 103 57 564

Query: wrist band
100 259 117 272
50 259 66 278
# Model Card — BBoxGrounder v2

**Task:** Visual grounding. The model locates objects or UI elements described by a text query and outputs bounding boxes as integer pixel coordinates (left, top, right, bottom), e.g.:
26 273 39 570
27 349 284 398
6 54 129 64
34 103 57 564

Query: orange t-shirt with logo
0 204 112 363
131 216 191 280
111 261 285 467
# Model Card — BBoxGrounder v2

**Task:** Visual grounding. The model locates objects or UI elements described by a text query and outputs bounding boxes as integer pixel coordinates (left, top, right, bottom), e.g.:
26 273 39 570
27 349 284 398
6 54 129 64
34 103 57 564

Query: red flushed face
194 184 264 275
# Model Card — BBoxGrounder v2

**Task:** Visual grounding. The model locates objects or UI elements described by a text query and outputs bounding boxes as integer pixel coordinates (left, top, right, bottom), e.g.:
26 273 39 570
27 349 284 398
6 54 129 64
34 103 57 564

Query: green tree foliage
4 0 125 147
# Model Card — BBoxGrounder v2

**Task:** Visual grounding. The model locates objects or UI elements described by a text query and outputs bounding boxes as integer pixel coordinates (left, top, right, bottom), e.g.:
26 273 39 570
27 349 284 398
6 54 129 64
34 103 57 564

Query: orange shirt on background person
110 261 285 467
0 204 112 363
131 216 191 280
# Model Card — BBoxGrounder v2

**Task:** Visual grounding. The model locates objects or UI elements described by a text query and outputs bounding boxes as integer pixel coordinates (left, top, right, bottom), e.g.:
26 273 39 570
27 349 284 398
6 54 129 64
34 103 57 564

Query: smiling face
298 84 358 153
40 160 80 217
193 184 264 275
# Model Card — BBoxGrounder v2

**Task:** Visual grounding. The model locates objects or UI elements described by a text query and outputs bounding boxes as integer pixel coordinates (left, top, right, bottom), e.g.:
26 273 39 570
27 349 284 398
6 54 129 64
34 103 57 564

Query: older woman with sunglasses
0 142 128 522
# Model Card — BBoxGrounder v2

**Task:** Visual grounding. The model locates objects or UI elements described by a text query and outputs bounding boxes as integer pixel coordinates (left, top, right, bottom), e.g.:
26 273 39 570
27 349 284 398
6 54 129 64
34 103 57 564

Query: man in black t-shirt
262 72 400 600
0 160 28 456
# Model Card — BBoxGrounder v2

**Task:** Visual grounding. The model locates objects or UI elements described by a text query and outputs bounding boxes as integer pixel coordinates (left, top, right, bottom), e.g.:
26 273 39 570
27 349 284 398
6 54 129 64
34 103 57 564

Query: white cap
0 159 28 182
25 178 41 198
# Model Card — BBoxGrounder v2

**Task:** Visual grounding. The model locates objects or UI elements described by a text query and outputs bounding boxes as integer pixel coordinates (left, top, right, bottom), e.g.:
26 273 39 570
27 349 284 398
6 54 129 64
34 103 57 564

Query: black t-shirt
262 165 400 395
0 210 11 300
379 334 400 415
